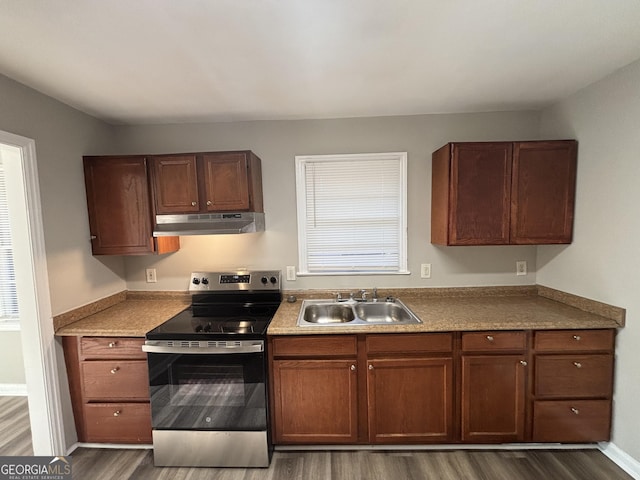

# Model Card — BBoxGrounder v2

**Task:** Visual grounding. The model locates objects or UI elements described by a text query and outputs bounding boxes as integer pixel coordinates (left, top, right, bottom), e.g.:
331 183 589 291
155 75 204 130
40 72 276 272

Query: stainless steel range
143 270 281 468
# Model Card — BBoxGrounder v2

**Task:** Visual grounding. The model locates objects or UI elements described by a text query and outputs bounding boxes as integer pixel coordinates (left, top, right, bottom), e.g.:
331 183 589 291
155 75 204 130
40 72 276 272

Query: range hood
153 212 265 236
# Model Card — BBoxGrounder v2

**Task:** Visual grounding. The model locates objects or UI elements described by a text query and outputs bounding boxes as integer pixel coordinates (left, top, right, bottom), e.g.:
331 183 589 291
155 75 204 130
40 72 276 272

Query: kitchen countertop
267 286 624 335
55 293 189 337
54 286 624 338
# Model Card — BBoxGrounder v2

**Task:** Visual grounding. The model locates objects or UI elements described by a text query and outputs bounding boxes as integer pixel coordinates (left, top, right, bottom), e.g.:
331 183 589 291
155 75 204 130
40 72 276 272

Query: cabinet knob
110 367 120 374
191 201 197 206
108 342 117 348
113 410 121 417
206 200 212 206
573 335 581 341
350 365 356 371
368 364 374 370
570 407 580 415
573 362 582 368
519 360 528 366
90 235 97 240
486 335 494 342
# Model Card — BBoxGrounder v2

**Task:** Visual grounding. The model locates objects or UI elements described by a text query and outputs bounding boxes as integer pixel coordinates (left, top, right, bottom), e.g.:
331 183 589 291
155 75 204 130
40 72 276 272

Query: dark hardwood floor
0 397 632 480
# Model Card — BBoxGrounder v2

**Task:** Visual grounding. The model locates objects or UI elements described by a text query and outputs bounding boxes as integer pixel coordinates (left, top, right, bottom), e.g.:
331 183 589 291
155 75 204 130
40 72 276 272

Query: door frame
0 130 66 455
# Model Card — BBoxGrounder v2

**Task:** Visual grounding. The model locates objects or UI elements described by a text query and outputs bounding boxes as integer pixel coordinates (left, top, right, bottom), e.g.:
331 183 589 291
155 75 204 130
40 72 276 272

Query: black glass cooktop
146 293 281 341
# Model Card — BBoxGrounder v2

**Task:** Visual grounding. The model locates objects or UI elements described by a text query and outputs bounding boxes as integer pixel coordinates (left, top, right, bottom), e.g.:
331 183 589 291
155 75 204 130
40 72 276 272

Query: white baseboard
600 443 640 479
0 384 28 396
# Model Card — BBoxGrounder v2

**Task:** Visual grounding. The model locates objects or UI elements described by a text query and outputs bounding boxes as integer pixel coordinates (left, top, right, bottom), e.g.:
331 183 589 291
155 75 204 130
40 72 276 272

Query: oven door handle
142 343 264 354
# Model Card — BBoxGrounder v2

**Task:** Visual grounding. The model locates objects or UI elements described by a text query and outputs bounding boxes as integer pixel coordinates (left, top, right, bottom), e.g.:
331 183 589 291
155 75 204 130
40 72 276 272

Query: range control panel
189 271 281 292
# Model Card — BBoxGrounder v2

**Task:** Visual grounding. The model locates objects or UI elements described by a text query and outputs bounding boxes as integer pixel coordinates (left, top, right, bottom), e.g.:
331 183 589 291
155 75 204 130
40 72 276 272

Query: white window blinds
295 152 408 275
0 161 19 321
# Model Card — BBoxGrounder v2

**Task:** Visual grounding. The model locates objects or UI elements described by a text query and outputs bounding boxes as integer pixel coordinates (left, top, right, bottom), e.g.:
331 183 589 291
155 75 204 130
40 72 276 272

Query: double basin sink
297 298 422 327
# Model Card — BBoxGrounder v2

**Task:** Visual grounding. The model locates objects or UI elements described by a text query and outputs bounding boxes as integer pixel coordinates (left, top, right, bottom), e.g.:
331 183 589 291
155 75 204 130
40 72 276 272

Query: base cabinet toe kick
268 329 615 445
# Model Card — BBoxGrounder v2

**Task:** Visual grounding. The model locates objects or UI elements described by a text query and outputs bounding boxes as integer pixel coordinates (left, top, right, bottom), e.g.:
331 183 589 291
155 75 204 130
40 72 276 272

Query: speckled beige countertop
54 286 624 338
54 291 190 337
267 285 624 335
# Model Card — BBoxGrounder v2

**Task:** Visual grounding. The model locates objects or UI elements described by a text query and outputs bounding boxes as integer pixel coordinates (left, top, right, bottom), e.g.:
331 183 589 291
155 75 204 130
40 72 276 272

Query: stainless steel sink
354 302 415 323
297 298 421 327
303 304 355 324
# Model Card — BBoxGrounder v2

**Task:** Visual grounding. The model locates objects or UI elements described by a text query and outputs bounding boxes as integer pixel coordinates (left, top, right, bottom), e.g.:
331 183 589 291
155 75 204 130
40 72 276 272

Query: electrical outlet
145 268 157 283
516 261 527 276
286 266 297 281
420 263 432 279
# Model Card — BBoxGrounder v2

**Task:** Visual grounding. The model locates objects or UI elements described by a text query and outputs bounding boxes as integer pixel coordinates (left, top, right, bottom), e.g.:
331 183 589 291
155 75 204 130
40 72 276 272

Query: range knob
192 277 200 285
201 277 209 285
261 276 268 284
270 276 278 284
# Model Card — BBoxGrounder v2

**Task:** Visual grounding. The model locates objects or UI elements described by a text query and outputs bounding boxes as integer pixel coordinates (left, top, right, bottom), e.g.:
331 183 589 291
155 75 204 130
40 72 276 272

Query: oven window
148 353 267 431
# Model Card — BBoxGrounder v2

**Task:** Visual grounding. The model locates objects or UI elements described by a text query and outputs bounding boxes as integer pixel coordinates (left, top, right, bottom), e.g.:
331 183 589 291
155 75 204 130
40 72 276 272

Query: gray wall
116 112 541 292
539 58 640 463
0 74 126 315
0 73 121 446
0 331 25 385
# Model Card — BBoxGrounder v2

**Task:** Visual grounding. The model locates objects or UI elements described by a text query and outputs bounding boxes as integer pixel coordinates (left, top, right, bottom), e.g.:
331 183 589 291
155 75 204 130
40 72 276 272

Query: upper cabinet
431 140 577 246
150 151 263 215
83 156 180 256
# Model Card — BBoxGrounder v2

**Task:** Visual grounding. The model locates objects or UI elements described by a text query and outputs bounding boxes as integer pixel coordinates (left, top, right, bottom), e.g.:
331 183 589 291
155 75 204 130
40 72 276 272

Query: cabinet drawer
81 361 150 400
534 330 614 352
535 354 613 398
367 333 453 354
80 337 146 359
461 331 526 352
532 400 611 442
271 335 357 357
84 403 152 443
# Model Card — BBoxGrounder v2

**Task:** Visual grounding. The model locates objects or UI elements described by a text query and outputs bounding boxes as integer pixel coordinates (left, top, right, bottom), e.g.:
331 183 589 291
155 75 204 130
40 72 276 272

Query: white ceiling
2 0 640 125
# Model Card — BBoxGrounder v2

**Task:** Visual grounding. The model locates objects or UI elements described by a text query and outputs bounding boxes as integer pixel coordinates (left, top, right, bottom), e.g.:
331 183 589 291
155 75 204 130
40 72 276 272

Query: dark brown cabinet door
432 140 577 245
432 142 512 245
150 154 199 214
367 358 453 443
272 359 358 444
461 355 527 442
84 156 154 255
511 141 577 244
202 153 251 211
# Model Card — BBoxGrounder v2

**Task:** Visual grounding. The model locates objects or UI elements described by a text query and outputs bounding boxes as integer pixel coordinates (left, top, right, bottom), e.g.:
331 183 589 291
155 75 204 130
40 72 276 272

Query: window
0 157 19 326
295 152 408 275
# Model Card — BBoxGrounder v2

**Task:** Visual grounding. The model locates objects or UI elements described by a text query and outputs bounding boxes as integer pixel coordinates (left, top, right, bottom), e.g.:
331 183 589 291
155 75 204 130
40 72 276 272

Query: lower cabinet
532 329 614 442
269 333 454 444
272 359 358 443
62 336 152 444
269 329 615 445
460 331 528 443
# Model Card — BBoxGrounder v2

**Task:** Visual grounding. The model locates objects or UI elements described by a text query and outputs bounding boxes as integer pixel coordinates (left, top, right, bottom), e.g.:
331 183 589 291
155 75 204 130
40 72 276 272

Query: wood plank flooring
0 396 32 456
0 396 632 480
68 447 633 480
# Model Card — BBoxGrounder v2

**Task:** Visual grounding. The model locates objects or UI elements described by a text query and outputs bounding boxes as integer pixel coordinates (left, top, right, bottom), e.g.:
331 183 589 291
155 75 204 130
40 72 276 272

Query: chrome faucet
360 289 368 301
372 287 378 302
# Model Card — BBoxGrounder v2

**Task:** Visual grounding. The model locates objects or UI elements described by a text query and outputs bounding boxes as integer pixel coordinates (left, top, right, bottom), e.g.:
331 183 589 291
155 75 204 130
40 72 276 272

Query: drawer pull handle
108 342 117 348
110 367 120 374
519 360 528 366
573 335 581 341
571 407 580 415
113 410 121 417
573 362 582 368
351 365 356 371
486 335 494 342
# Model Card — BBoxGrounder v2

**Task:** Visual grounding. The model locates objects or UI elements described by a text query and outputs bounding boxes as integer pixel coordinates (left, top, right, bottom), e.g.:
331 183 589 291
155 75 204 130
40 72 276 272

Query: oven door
143 340 267 432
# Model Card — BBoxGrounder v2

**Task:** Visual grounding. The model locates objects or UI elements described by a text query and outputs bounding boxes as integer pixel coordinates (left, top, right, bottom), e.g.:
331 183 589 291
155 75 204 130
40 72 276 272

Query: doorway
0 131 65 455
